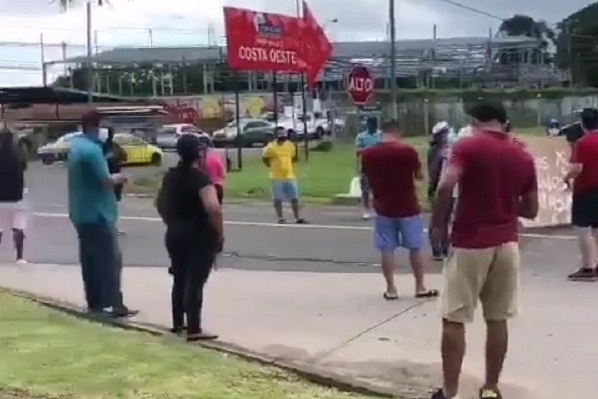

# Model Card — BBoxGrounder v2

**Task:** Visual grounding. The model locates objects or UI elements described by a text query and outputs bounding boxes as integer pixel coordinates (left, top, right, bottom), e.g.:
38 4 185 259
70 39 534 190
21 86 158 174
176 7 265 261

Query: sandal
416 289 440 298
383 291 399 301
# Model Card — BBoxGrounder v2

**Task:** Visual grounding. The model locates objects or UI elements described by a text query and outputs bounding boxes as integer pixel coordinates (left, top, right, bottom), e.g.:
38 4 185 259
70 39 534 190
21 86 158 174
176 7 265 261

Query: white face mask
97 128 109 143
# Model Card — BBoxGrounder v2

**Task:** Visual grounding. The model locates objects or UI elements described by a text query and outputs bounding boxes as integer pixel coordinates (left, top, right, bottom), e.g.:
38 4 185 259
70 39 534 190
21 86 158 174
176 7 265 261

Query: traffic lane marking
32 212 576 240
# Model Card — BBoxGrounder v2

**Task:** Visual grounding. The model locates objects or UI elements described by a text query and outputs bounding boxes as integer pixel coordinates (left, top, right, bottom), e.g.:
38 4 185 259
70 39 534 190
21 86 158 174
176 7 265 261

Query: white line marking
32 212 576 240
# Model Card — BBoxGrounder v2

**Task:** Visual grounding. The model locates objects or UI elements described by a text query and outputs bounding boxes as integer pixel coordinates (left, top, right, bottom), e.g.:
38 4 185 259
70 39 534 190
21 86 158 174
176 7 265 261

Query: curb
2 288 404 399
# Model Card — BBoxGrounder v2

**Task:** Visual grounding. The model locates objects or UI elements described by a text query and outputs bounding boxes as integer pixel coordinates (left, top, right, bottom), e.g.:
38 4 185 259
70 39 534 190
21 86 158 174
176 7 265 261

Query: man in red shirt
361 119 438 300
430 101 538 399
564 108 598 281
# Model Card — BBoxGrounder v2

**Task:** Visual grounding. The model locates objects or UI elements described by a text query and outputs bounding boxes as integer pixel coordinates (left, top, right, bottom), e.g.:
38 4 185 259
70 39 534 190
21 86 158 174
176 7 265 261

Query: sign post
347 65 373 106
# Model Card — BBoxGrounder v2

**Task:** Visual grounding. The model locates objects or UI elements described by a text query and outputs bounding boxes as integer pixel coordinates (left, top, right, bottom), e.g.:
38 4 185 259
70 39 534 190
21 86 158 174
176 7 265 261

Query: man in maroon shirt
361 119 438 300
564 108 598 281
430 101 538 399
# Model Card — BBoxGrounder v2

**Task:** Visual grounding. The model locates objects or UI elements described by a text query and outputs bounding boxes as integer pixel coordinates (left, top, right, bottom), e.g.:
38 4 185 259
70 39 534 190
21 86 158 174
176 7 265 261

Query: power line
432 0 505 21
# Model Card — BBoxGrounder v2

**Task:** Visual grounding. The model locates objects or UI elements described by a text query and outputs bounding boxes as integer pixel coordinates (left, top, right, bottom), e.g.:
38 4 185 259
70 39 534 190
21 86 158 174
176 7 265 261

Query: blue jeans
271 180 299 201
374 214 424 252
75 221 123 310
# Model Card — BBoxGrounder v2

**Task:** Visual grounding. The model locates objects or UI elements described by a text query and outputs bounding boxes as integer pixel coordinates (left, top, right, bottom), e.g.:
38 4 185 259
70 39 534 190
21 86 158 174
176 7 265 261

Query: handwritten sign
518 136 571 228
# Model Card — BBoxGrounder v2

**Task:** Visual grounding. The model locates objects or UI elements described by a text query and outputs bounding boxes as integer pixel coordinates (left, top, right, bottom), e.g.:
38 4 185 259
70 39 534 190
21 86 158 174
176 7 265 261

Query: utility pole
389 0 398 119
86 0 93 102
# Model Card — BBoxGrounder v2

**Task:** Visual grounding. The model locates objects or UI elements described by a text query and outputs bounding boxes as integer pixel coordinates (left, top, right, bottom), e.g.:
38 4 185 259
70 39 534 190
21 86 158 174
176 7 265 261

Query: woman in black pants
156 134 224 341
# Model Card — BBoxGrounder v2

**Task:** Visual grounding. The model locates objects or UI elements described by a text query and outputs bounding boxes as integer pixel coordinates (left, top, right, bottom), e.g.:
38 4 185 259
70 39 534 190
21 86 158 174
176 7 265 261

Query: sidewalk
0 263 595 399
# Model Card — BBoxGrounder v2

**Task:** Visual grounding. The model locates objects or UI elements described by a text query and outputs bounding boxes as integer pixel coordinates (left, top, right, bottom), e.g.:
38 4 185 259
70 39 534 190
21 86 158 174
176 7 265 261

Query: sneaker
479 388 502 399
432 253 444 261
101 306 139 318
277 218 286 224
567 267 597 281
430 388 457 399
15 258 27 265
362 212 371 220
295 218 307 224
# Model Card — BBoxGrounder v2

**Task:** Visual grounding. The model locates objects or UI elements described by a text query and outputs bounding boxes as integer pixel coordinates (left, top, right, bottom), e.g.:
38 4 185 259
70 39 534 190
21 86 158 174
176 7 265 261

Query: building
46 36 567 98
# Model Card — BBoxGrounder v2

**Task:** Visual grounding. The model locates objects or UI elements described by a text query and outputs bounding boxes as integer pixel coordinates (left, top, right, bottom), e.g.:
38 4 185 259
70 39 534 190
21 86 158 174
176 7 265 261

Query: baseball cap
466 100 508 124
431 121 450 136
176 133 203 158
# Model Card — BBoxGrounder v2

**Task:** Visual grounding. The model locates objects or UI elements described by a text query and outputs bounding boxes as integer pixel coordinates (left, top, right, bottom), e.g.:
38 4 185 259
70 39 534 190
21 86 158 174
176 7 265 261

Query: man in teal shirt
68 111 136 317
355 116 381 219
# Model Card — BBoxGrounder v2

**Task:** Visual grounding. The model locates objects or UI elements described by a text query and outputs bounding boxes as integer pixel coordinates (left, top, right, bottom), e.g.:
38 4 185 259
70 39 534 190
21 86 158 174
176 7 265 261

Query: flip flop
416 289 440 298
383 292 399 301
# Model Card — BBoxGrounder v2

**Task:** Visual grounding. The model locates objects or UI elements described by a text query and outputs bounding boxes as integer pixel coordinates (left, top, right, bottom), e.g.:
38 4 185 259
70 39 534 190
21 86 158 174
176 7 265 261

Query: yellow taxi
113 133 164 166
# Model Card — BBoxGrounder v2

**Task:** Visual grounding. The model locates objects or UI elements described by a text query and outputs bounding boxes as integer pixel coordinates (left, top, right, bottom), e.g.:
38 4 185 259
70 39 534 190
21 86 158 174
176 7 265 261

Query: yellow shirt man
262 140 296 180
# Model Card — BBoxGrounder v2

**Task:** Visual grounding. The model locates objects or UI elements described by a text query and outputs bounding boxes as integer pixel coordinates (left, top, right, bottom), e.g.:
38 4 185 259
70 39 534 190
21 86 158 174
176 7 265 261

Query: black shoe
170 326 186 335
567 267 597 281
103 306 139 318
479 388 502 399
430 389 451 399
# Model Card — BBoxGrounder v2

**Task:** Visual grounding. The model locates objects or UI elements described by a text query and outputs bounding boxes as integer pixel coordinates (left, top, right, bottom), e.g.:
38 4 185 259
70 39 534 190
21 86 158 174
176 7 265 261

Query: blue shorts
271 180 299 201
374 214 424 252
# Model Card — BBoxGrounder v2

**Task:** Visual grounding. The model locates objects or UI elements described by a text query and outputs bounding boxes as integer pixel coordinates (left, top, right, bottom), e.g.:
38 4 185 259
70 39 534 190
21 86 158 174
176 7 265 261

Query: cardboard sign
518 136 571 228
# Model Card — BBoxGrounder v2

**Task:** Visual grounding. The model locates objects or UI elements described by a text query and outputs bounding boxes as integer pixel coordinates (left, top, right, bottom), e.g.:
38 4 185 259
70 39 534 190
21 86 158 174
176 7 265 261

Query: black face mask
276 137 288 143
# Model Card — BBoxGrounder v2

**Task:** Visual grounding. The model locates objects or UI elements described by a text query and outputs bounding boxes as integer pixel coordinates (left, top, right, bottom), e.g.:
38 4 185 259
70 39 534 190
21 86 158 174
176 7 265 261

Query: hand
563 178 572 191
214 236 224 254
431 225 449 251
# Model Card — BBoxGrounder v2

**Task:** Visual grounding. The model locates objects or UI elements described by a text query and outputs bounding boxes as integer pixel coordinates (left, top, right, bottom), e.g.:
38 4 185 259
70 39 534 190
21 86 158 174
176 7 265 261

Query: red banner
223 7 308 73
302 1 332 87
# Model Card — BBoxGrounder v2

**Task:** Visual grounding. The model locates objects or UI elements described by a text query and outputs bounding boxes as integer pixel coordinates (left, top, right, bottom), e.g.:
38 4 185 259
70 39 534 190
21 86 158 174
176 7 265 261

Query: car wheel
151 153 162 166
41 157 53 165
315 126 325 139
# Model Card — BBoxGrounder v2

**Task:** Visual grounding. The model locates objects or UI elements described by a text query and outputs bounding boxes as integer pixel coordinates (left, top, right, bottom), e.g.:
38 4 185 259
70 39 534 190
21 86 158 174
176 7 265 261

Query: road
2 162 578 278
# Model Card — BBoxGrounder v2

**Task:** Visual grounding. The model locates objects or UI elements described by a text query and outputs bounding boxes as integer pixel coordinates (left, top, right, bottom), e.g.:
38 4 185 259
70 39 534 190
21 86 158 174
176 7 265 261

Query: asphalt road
1 162 579 278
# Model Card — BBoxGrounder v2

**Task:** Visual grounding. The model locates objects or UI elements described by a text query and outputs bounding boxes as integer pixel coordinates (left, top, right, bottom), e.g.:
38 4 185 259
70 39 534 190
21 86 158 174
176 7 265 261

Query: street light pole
86 0 93 103
388 0 398 119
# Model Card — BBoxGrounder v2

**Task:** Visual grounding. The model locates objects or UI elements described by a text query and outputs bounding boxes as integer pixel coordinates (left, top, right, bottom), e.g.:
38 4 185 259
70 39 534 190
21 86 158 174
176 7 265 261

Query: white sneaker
15 259 27 265
362 212 371 220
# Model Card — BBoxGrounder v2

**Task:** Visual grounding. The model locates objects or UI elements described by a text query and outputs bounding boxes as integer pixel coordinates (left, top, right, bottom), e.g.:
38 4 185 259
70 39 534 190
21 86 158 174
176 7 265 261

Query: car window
129 136 147 146
159 128 177 136
114 134 134 145
181 125 201 134
244 122 259 130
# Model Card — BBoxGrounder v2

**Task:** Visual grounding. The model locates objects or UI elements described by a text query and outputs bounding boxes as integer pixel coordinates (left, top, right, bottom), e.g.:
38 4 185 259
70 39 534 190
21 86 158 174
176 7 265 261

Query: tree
555 2 598 87
498 14 555 64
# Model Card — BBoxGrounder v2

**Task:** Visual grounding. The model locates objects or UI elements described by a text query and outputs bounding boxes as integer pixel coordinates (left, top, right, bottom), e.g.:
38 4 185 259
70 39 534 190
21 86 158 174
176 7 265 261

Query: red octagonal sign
347 65 373 105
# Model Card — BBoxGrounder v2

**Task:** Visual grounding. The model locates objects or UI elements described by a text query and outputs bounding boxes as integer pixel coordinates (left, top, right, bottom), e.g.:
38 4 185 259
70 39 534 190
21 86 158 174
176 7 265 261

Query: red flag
302 1 332 87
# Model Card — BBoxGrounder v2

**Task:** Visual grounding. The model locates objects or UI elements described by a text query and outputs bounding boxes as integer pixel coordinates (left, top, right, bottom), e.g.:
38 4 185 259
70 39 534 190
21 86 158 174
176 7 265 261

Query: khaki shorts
441 242 520 323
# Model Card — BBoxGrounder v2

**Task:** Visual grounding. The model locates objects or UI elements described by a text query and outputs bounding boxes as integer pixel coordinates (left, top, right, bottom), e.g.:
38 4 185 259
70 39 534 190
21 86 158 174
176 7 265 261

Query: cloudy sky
0 0 594 86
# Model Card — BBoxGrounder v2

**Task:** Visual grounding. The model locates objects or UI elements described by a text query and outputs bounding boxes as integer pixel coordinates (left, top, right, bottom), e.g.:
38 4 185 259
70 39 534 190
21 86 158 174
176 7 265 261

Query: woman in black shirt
156 134 224 341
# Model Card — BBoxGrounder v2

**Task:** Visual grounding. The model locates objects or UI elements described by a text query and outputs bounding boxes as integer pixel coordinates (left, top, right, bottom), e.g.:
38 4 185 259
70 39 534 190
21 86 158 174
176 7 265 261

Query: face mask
276 137 287 143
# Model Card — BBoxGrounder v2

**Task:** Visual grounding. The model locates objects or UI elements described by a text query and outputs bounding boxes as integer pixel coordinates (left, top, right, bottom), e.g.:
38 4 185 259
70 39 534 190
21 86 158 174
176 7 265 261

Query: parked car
37 131 163 166
155 124 203 150
212 118 275 147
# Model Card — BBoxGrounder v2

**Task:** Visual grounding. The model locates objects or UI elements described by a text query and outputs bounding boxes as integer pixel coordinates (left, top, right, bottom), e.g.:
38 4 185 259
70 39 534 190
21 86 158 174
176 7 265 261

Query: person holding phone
156 134 224 341
68 110 137 318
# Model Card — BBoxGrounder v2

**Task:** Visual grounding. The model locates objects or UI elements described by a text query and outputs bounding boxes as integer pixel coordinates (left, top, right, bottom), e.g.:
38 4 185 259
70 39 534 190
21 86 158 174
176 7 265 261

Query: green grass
226 137 430 206
127 127 545 207
0 292 378 399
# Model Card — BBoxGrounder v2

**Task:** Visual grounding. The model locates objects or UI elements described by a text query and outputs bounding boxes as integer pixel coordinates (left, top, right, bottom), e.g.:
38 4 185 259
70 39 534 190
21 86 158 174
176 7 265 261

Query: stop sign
347 66 373 105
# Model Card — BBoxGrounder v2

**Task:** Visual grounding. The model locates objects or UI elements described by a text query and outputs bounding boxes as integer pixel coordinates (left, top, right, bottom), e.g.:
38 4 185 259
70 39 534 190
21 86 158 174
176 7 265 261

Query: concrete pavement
0 262 595 399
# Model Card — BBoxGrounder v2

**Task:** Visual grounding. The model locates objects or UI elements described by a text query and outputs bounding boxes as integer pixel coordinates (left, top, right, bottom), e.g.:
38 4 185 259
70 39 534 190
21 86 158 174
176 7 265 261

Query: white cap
432 121 450 136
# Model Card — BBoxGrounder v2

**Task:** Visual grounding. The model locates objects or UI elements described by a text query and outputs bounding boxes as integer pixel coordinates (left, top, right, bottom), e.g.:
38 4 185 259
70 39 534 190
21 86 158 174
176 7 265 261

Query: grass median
0 292 378 399
126 128 544 208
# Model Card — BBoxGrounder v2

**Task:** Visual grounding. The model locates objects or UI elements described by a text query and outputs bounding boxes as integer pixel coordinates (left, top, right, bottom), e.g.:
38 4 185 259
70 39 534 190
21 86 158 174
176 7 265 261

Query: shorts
271 180 299 201
442 242 520 324
0 201 28 232
359 174 370 196
374 214 424 251
571 189 598 228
